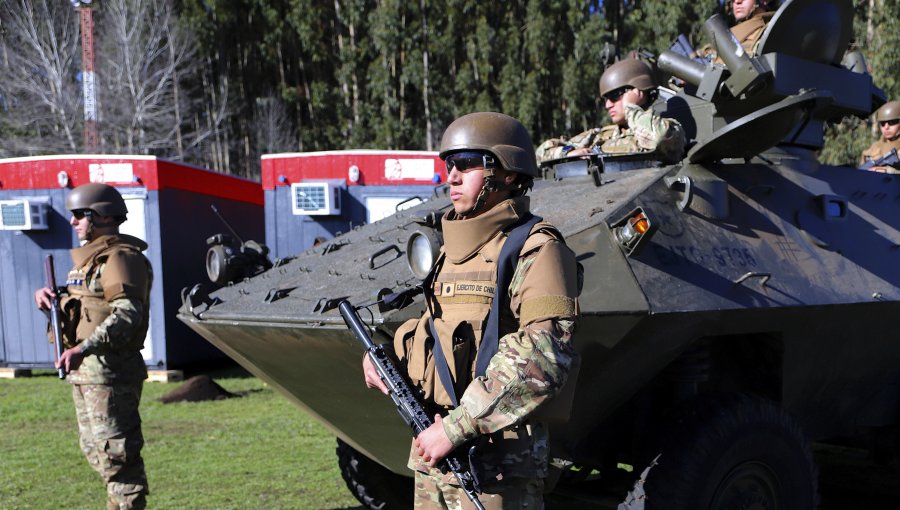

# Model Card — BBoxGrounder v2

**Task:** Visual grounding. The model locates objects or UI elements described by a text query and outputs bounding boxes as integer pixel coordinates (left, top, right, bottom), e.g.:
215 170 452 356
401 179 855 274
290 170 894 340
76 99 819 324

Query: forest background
1 0 898 180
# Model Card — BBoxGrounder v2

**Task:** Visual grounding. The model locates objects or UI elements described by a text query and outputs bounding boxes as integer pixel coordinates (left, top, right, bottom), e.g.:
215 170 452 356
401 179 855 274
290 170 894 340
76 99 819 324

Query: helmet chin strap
81 211 118 241
466 168 533 217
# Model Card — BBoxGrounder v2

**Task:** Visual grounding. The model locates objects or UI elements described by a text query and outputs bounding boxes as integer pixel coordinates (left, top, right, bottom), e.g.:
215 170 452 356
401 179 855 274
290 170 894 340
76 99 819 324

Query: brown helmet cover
599 59 657 97
876 101 900 122
439 112 539 178
66 183 128 218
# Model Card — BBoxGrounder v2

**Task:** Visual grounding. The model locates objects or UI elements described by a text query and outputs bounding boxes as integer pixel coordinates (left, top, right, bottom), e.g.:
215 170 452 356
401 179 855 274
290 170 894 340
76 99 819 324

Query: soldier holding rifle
860 101 900 174
34 183 152 510
362 112 580 508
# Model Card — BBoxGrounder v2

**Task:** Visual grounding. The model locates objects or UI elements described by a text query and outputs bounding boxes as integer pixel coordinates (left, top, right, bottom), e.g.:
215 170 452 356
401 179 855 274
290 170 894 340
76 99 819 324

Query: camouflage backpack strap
473 213 543 378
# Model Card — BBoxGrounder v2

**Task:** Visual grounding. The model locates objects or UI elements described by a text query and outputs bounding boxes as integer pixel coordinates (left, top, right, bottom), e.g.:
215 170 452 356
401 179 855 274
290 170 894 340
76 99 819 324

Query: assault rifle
338 300 486 510
860 147 900 171
44 255 66 379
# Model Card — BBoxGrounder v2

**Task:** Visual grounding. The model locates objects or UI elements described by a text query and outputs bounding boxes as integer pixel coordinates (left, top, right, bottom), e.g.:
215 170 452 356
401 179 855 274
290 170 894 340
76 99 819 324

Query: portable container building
261 150 444 258
0 155 263 375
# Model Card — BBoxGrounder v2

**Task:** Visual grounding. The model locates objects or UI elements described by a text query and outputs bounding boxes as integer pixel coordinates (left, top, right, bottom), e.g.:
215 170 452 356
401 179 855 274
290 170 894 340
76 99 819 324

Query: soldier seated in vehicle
701 0 775 64
536 59 686 165
860 100 900 174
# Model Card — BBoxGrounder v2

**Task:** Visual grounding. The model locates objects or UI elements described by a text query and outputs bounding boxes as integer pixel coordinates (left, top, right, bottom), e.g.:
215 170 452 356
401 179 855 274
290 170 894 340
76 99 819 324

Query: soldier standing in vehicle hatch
535 58 685 165
363 112 580 508
860 100 900 174
34 183 152 510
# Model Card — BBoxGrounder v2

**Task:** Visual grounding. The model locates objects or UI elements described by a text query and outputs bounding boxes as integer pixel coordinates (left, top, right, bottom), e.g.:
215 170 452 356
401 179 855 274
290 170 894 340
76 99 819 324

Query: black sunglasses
72 209 92 220
879 119 900 127
603 87 632 103
444 152 496 173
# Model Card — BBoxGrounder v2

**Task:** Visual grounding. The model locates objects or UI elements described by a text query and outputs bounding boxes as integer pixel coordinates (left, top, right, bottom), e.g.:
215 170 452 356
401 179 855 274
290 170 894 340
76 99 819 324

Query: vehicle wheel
642 393 819 510
336 438 413 510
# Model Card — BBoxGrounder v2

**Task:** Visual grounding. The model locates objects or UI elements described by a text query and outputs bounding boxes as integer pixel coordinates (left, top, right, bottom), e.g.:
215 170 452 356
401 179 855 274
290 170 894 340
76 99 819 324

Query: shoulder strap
423 252 462 406
474 213 542 378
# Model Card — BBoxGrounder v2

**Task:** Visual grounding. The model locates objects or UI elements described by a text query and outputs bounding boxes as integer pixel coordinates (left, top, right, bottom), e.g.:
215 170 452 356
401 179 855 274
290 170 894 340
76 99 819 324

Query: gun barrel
339 300 377 351
703 14 751 73
44 255 66 379
658 50 707 87
339 299 487 510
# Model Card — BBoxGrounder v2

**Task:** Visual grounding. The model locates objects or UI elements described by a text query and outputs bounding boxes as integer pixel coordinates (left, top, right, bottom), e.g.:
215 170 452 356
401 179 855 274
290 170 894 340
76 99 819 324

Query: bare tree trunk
0 0 81 153
334 0 352 138
420 0 432 150
167 23 184 158
866 0 876 48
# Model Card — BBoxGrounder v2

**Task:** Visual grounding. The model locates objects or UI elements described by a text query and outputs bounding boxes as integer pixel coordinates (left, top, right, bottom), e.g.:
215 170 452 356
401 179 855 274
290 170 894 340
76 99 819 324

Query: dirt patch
159 374 239 404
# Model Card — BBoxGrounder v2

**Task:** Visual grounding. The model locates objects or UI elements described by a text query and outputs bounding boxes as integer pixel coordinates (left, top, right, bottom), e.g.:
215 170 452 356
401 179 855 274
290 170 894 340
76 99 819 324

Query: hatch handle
369 244 402 269
665 175 693 211
733 271 770 288
396 196 424 211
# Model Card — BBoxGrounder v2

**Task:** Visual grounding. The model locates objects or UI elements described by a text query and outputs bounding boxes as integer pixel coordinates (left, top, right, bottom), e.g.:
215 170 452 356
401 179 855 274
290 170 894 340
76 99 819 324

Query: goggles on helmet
444 152 497 173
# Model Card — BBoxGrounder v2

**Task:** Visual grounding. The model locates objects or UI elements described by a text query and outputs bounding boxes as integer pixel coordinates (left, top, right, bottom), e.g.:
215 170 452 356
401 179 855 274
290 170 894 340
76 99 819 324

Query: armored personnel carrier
179 0 899 508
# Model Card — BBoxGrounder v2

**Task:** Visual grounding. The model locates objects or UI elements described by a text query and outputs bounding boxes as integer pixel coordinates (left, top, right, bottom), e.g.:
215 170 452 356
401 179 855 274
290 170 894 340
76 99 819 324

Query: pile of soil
159 374 239 404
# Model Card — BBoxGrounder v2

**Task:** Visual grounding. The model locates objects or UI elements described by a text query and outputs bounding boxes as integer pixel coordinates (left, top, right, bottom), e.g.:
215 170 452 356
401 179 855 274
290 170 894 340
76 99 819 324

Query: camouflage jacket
393 197 579 481
61 234 152 385
535 105 685 164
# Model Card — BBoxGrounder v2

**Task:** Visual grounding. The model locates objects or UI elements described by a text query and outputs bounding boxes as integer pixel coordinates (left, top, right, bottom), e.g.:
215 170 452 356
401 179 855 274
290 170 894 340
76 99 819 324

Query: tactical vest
394 214 561 409
60 235 152 384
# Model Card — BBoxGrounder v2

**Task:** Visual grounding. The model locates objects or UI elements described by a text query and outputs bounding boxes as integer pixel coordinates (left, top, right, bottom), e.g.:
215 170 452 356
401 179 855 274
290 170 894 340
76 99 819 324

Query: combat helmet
439 112 539 178
66 183 128 219
876 101 900 123
600 59 657 97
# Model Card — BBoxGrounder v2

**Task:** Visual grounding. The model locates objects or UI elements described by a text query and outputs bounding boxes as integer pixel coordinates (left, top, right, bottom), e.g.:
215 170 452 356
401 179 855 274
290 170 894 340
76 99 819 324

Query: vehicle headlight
406 230 441 279
206 244 233 285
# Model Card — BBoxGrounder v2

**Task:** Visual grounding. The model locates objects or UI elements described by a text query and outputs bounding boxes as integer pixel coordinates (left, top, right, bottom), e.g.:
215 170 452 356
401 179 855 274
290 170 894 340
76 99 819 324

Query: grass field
0 369 362 510
4 369 899 510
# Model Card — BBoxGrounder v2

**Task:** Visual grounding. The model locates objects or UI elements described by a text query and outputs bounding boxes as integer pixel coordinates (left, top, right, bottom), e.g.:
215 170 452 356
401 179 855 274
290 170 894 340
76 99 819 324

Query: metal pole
80 6 98 153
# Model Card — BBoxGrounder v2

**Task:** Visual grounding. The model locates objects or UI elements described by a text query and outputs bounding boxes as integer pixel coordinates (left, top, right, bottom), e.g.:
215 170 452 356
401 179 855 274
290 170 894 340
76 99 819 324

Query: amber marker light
631 214 650 235
611 208 656 257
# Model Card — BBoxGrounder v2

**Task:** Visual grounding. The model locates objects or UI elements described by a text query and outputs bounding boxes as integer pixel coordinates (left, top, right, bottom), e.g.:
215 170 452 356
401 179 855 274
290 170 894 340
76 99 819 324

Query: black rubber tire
336 438 414 510
642 393 819 510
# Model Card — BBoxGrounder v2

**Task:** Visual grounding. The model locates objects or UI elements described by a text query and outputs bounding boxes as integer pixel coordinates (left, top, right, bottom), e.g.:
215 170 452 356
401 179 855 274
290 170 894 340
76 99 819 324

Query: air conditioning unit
291 182 342 216
0 198 49 230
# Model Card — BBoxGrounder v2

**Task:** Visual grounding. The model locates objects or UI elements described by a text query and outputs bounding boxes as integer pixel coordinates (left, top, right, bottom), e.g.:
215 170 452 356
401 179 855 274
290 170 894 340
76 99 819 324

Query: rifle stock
338 300 485 510
44 255 66 379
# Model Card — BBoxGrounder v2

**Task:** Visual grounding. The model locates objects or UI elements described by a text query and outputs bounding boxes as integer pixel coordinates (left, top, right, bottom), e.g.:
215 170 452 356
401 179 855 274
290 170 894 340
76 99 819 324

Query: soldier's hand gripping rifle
338 300 486 510
44 255 66 379
860 147 900 171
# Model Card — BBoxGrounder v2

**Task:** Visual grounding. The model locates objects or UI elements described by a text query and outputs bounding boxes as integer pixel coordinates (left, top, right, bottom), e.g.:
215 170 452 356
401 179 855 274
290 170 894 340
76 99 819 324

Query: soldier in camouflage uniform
34 183 152 510
363 112 580 509
536 59 685 164
860 100 900 174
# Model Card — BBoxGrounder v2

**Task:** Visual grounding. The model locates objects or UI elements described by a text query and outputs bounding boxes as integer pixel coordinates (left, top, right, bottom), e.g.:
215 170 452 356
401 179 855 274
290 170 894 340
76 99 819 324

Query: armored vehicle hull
180 147 900 507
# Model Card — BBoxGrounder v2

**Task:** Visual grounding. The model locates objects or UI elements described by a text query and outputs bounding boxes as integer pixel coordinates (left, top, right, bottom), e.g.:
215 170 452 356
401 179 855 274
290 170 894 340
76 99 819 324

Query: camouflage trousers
72 383 148 510
414 470 544 510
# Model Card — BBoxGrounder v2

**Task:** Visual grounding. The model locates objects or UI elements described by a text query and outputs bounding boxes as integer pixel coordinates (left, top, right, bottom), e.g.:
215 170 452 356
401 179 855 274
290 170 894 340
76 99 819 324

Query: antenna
210 205 244 244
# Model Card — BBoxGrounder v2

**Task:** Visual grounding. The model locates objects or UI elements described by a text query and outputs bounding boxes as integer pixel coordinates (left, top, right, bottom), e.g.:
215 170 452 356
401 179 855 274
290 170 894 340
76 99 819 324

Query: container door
118 192 153 362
